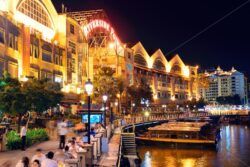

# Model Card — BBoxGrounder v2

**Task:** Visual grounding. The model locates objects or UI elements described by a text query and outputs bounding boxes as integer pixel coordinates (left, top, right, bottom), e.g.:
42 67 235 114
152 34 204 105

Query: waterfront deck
136 136 215 144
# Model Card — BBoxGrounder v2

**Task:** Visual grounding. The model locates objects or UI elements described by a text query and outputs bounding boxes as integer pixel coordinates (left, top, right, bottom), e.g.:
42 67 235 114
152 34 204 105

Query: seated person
69 140 80 159
64 146 74 159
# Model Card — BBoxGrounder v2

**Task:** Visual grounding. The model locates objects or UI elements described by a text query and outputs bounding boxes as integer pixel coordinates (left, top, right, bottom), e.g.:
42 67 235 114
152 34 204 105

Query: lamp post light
84 79 93 144
117 93 121 115
102 94 108 127
144 111 150 122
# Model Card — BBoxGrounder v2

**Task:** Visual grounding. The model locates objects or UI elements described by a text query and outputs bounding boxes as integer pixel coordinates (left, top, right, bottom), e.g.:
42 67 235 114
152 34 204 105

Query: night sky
51 0 250 77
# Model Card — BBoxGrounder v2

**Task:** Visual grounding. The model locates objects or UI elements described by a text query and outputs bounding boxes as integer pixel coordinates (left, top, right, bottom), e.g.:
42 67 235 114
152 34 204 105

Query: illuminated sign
82 19 122 49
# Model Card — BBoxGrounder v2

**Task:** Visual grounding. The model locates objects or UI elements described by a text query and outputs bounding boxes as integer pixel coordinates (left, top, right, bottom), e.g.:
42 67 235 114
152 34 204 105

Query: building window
69 41 76 54
134 54 147 66
70 24 74 34
0 29 5 44
59 55 63 66
17 0 52 28
153 58 165 71
72 58 75 73
30 44 39 58
42 50 52 62
8 33 18 50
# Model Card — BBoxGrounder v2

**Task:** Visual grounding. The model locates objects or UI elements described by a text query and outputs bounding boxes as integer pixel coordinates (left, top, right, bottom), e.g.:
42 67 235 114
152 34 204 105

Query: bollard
77 149 87 167
64 159 78 167
91 138 98 161
82 143 93 167
94 134 102 158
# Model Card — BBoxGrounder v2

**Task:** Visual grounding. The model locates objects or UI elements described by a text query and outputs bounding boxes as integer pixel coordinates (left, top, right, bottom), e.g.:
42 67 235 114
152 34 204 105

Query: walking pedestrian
20 125 27 151
58 119 68 149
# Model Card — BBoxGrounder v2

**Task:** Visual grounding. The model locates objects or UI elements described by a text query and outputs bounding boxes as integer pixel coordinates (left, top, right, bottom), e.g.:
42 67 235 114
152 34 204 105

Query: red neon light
82 19 121 47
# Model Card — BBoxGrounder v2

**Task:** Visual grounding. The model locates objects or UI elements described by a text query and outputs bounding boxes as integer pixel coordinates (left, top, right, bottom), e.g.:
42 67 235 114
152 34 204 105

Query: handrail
116 133 123 167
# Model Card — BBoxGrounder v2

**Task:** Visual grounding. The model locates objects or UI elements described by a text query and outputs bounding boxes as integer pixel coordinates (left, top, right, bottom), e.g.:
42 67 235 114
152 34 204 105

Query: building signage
82 19 120 47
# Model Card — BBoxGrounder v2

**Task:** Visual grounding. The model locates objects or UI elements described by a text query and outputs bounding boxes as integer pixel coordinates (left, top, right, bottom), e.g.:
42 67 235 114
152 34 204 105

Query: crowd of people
10 120 107 167
15 149 57 167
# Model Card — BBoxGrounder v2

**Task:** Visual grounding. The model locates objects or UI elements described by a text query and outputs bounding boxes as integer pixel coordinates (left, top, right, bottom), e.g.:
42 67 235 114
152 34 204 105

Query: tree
216 94 242 105
93 67 119 102
0 73 30 131
127 77 153 109
23 79 63 113
0 73 63 131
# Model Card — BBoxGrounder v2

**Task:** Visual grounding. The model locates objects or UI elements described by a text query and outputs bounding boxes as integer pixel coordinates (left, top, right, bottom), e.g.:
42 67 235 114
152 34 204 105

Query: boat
136 121 220 146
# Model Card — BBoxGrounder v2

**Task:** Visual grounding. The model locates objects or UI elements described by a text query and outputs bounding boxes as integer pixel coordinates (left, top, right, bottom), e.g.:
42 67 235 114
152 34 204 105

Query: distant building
199 67 248 105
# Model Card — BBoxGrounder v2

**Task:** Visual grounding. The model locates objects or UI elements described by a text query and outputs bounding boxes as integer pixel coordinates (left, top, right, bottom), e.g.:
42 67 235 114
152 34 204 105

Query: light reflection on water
139 125 250 167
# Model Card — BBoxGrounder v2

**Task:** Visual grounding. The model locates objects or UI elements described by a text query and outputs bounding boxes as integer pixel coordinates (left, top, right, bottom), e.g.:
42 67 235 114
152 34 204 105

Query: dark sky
52 0 250 77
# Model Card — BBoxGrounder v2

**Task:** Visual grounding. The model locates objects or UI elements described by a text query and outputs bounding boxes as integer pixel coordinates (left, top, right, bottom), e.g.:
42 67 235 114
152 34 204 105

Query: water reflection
139 125 250 167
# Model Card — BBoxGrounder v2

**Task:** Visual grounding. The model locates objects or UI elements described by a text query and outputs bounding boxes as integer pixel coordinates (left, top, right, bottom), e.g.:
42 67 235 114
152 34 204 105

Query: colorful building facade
0 0 199 105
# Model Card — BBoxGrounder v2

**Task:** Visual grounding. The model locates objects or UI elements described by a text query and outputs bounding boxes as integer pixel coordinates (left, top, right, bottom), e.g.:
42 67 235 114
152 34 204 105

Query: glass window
70 24 74 34
134 54 147 66
9 33 13 48
69 41 76 54
0 29 5 44
153 58 165 71
42 50 52 62
17 0 52 28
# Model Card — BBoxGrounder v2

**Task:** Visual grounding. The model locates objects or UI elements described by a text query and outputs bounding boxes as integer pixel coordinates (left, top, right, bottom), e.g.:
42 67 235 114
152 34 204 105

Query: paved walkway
97 127 122 167
0 128 77 167
0 140 59 167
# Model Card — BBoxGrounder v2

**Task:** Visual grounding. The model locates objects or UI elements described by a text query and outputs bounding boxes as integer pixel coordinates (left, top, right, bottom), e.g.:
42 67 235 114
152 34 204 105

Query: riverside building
199 67 248 105
0 0 199 105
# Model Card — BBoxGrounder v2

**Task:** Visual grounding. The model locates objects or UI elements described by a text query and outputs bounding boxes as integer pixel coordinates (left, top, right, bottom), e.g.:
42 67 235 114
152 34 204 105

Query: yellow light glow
64 85 70 93
109 42 115 49
0 0 7 11
20 76 28 82
117 93 120 98
147 58 153 69
14 11 55 40
77 87 81 94
144 111 150 117
183 66 190 77
171 96 175 101
181 159 195 167
153 94 158 100
166 64 171 72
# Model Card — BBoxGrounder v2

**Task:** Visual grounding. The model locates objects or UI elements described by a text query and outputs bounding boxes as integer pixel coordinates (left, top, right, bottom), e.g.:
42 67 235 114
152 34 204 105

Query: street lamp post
102 94 108 127
85 79 93 144
117 93 121 116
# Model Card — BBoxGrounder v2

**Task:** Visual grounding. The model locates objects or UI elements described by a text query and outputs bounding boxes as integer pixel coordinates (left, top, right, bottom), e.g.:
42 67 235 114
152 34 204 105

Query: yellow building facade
0 0 199 105
0 0 85 95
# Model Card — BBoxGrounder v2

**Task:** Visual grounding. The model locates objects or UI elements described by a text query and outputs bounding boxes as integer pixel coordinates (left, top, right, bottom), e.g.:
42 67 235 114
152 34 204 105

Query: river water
138 125 250 167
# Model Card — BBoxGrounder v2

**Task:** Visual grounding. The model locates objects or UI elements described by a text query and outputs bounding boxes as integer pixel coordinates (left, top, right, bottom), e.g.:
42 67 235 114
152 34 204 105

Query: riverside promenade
0 127 122 167
0 140 59 167
97 127 121 167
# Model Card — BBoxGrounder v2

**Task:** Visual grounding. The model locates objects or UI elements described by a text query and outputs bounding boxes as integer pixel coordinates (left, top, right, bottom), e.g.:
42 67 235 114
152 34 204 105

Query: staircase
121 133 137 156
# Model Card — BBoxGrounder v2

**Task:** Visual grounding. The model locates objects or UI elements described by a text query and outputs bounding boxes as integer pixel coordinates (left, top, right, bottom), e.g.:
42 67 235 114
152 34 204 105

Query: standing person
20 125 27 151
58 119 68 149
